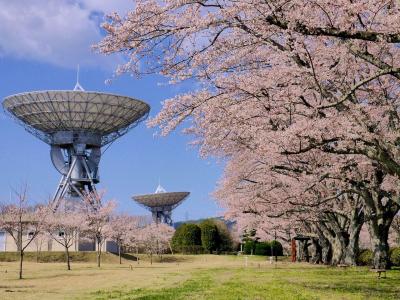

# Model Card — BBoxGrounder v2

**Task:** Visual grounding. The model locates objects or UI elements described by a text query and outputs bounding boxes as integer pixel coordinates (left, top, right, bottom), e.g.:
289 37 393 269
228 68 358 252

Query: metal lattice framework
2 89 150 210
3 90 150 146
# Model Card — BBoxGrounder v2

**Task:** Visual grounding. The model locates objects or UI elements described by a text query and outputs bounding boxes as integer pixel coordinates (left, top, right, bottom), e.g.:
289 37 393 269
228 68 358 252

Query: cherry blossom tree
0 187 48 279
214 148 398 266
82 191 116 268
124 215 153 261
108 214 146 264
98 0 400 269
45 210 86 270
138 223 175 264
33 231 50 263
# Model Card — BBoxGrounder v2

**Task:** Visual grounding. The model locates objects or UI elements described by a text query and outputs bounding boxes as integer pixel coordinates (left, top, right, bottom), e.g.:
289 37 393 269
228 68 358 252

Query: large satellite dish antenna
3 78 150 210
132 184 190 225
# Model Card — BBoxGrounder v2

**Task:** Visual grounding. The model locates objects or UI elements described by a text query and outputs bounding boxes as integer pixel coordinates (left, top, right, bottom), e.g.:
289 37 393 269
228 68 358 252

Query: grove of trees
97 0 400 269
0 190 175 279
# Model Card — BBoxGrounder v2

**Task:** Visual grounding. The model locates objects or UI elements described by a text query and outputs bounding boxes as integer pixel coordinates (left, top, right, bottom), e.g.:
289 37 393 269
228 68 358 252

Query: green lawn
0 254 399 299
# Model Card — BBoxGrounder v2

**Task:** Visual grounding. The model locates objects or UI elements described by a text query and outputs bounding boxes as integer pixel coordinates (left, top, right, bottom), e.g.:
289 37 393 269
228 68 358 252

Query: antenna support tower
3 89 150 210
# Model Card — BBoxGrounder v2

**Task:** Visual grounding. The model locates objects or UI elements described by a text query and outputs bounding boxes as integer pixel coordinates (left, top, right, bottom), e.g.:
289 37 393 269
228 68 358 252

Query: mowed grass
0 254 399 300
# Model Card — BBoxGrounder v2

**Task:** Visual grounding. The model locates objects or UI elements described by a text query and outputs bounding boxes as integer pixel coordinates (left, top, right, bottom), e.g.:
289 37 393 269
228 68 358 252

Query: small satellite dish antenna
73 64 85 91
133 185 189 225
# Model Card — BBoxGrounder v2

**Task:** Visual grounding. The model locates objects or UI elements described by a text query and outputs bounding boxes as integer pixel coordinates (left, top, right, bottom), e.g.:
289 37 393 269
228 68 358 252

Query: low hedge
356 247 400 266
244 240 283 256
243 240 256 255
0 251 137 263
356 249 373 266
255 242 269 256
390 247 400 266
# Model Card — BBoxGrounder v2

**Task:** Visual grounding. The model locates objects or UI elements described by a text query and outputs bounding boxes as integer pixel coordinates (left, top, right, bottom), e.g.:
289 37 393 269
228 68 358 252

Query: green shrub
255 242 270 255
244 240 283 256
390 247 400 266
199 220 219 254
172 223 202 254
356 249 373 266
213 219 234 252
243 240 256 255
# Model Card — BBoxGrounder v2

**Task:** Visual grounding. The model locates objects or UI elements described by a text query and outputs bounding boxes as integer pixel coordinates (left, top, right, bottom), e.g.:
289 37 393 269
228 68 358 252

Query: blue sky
0 0 223 222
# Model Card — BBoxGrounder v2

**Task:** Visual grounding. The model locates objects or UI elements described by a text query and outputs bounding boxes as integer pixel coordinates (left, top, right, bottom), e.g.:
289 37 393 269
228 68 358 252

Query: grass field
0 254 399 300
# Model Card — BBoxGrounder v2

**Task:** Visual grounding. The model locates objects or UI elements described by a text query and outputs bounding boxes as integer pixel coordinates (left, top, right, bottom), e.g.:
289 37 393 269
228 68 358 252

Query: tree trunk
296 240 310 262
65 246 71 270
19 250 24 279
150 253 153 265
319 213 361 266
318 234 332 265
330 236 347 265
360 171 400 269
118 244 122 265
368 219 391 269
310 238 322 264
296 240 303 262
97 239 101 268
344 222 362 266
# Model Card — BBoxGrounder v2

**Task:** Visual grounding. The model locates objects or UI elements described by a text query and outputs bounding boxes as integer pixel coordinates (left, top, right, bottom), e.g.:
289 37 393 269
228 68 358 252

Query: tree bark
118 244 122 265
330 237 345 265
65 246 71 270
361 180 400 269
296 240 310 262
368 218 392 269
320 204 364 266
97 238 101 268
19 250 24 280
310 238 322 264
343 220 363 266
317 231 332 265
296 240 303 262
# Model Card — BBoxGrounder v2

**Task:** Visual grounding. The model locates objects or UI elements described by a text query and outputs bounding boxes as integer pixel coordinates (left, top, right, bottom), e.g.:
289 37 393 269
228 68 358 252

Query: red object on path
291 239 296 262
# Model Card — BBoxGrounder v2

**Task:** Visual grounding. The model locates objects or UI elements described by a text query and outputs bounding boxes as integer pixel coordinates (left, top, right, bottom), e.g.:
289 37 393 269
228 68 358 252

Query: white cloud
0 0 133 69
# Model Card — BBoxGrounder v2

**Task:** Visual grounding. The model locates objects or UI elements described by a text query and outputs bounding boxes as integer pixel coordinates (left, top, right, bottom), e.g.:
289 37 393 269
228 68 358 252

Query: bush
255 242 269 255
253 240 283 256
243 240 256 255
172 223 202 254
199 220 219 253
213 219 234 251
356 249 373 266
390 247 400 266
